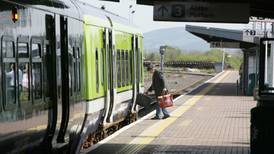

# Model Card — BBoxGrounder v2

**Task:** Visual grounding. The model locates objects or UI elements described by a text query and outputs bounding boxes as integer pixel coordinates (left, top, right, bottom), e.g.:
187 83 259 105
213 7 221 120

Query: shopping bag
157 90 173 108
136 93 153 107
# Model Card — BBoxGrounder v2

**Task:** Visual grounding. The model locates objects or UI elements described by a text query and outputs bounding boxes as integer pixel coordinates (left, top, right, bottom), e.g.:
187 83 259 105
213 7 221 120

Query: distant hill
143 27 210 52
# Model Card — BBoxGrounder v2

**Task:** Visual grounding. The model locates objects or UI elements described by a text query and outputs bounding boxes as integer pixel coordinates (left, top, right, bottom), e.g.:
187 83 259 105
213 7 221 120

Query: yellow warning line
117 71 230 153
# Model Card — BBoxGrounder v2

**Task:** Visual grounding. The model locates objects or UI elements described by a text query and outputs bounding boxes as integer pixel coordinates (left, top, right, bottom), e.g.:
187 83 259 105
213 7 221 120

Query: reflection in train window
125 51 129 85
77 48 81 92
141 51 143 83
32 43 42 100
117 50 121 87
4 63 16 110
95 48 99 93
69 52 74 96
121 50 125 87
20 63 30 102
44 44 50 99
101 48 104 86
32 63 42 100
2 38 16 111
18 43 29 58
32 44 41 58
130 51 133 84
2 41 14 58
73 48 77 93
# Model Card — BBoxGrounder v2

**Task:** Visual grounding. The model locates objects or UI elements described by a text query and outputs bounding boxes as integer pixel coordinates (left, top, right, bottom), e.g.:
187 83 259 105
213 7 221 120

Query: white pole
265 41 268 84
222 48 225 71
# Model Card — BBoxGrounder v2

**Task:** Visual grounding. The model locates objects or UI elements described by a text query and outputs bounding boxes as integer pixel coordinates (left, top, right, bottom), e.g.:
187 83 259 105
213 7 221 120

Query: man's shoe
163 115 170 119
151 116 161 120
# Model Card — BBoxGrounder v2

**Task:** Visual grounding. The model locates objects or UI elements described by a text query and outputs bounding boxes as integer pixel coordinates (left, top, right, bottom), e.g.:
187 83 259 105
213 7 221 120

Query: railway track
144 61 222 70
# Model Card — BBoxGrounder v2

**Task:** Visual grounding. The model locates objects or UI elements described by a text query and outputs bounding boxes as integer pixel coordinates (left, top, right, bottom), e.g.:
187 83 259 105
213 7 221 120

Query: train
0 0 144 153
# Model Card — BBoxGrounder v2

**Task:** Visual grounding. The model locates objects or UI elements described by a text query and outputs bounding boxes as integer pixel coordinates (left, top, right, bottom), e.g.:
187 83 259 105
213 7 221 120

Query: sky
80 0 250 33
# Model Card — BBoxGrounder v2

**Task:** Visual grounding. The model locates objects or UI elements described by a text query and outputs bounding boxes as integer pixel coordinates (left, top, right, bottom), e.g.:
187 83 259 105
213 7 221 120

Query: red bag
157 93 173 108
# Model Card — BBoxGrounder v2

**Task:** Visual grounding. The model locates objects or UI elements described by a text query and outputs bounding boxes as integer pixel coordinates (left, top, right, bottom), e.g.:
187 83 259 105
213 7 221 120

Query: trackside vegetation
144 46 243 69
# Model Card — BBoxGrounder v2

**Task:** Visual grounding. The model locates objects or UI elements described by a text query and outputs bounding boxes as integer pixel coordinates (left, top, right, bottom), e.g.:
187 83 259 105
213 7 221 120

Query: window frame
117 49 121 87
95 48 99 93
31 37 43 103
125 51 129 86
1 36 17 111
121 50 125 87
77 47 81 92
101 48 104 86
17 36 31 103
130 51 133 84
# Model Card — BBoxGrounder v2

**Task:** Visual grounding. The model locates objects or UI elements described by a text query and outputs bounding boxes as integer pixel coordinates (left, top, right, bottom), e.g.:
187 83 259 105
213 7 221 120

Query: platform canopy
185 25 256 49
101 0 274 19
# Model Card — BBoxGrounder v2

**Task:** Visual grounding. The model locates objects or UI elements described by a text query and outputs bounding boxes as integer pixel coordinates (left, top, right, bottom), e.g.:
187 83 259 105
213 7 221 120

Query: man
6 64 23 104
145 64 170 120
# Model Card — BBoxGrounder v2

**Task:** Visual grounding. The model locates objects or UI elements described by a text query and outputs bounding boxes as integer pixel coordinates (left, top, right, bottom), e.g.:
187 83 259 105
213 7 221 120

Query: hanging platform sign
153 1 250 23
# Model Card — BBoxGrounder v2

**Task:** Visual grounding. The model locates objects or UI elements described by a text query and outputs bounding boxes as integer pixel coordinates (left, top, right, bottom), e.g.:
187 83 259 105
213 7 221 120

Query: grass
144 47 243 70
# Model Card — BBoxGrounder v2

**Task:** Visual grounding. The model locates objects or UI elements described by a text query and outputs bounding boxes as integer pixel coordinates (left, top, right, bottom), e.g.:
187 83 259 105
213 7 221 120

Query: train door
135 36 141 93
56 15 69 144
44 14 58 149
56 16 85 150
103 28 110 123
131 35 138 112
106 29 116 123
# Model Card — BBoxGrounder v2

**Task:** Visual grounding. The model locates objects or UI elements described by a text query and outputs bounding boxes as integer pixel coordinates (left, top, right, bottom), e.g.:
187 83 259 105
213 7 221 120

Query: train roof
0 0 142 35
76 1 142 35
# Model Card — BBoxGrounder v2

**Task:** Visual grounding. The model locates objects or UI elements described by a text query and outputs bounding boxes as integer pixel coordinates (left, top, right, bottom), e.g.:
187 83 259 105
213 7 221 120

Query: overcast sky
80 0 249 32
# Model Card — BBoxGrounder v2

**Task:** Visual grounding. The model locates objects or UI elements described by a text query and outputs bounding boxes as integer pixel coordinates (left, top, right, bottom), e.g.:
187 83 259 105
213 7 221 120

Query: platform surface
87 71 256 154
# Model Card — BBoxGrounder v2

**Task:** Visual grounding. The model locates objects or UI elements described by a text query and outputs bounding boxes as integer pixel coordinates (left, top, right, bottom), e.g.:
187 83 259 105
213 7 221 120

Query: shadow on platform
186 82 244 97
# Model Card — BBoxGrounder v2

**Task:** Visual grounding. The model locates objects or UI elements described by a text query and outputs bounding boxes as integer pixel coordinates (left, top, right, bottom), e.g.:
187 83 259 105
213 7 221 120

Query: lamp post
222 48 225 71
159 46 166 72
220 40 225 71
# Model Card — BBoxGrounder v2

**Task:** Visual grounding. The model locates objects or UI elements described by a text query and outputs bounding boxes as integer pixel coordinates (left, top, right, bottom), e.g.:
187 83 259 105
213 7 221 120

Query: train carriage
0 0 144 153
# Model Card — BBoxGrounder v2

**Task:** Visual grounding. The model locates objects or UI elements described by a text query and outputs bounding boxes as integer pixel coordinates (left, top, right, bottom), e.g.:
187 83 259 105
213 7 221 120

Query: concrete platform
86 71 256 154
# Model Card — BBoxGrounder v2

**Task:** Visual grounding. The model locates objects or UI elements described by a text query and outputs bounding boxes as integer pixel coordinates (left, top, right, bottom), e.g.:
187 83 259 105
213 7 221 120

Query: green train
0 0 144 153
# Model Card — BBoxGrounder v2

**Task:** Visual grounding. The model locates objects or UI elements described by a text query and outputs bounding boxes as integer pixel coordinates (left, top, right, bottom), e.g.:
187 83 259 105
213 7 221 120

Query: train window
117 50 121 87
2 40 15 58
125 51 129 85
77 47 81 92
2 38 16 111
32 43 41 58
32 63 42 100
130 51 133 84
3 63 16 110
44 43 50 99
17 41 30 103
18 43 29 58
95 48 99 93
69 50 74 96
141 51 143 82
138 48 141 82
19 65 30 102
121 50 125 87
101 49 104 86
73 47 77 93
31 42 43 101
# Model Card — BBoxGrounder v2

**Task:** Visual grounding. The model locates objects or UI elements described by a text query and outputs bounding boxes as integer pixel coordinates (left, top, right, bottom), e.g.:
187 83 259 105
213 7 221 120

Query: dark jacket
148 70 166 96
